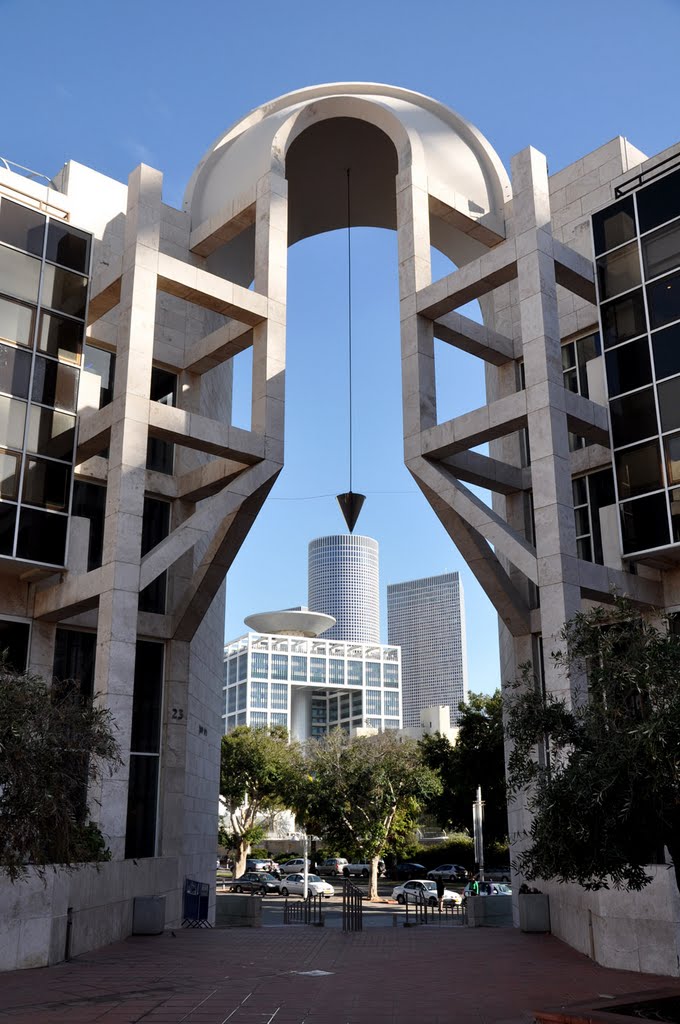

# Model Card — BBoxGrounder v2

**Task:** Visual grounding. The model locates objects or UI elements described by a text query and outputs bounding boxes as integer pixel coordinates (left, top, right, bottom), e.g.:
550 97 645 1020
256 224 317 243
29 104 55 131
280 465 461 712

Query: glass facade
0 197 91 567
592 168 680 557
222 632 402 736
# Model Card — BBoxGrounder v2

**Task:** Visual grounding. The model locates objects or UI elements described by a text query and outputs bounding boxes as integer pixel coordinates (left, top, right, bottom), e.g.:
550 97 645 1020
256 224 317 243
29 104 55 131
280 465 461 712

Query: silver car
279 873 335 898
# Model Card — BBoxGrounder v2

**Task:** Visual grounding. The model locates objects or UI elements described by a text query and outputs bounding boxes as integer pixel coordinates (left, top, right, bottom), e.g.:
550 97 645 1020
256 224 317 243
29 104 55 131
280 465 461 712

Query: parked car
229 871 280 895
317 857 349 877
463 881 512 901
426 863 468 882
342 860 386 878
279 873 334 898
279 858 310 874
474 866 511 883
394 861 427 880
391 879 462 906
245 858 276 873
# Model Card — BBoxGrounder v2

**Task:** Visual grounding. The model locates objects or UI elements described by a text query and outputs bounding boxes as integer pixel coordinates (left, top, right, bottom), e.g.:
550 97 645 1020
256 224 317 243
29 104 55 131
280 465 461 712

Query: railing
283 894 324 926
615 151 680 198
403 892 467 927
342 878 363 932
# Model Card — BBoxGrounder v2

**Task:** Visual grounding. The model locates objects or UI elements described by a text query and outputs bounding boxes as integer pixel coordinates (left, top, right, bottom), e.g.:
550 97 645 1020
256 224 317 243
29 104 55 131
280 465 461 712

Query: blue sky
2 0 679 693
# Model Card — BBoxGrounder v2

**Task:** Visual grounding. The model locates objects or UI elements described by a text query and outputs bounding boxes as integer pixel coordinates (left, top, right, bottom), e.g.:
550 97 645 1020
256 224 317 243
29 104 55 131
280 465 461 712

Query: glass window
0 450 19 500
125 755 159 859
271 653 288 680
384 663 399 687
15 507 67 564
0 395 26 449
366 689 382 715
637 168 680 234
150 367 176 405
228 686 237 713
642 220 680 281
597 241 640 300
647 271 680 331
41 264 88 319
31 356 79 411
236 711 247 725
601 289 647 349
53 628 96 699
252 652 268 679
271 713 287 727
271 683 287 710
329 658 344 685
347 660 362 685
605 337 652 397
310 657 326 684
291 655 307 682
0 618 30 670
0 199 45 255
130 640 163 754
652 322 680 381
0 504 16 555
609 388 658 448
237 653 247 681
658 378 680 433
251 711 268 727
384 719 400 730
26 405 75 460
139 497 170 614
46 222 90 274
365 661 380 685
0 295 34 348
352 691 363 715
615 440 663 500
620 492 670 554
251 681 268 708
0 245 41 304
228 658 237 685
592 197 636 255
664 433 680 486
41 312 83 365
71 480 105 570
384 692 400 717
340 694 350 718
0 343 31 399
22 457 71 511
328 698 338 723
237 682 247 710
365 718 381 731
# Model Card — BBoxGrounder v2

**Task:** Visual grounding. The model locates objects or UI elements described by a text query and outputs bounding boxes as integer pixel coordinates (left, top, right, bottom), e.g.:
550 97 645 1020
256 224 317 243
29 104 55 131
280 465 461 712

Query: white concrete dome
244 609 336 637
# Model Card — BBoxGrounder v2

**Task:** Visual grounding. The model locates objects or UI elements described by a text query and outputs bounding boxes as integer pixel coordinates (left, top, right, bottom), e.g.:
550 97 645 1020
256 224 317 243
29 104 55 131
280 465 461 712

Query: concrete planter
466 894 513 927
215 893 263 928
518 893 551 932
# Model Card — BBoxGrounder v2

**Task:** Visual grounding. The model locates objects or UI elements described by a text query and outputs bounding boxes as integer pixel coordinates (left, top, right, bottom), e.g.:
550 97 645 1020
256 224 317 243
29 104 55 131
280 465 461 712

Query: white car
279 873 335 898
279 858 310 874
392 879 462 906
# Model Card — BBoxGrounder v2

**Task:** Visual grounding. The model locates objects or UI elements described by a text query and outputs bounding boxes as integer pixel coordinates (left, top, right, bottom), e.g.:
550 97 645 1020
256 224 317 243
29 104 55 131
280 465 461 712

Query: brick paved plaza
1 924 678 1024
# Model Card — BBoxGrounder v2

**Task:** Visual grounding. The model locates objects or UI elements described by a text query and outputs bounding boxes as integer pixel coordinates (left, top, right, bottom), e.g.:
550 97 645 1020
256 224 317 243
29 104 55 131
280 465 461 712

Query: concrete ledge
466 894 513 927
215 893 262 928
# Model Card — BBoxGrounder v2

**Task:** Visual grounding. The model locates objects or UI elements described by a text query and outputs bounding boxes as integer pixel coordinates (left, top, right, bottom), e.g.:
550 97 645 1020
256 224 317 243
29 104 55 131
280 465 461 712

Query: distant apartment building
308 534 379 642
387 572 468 729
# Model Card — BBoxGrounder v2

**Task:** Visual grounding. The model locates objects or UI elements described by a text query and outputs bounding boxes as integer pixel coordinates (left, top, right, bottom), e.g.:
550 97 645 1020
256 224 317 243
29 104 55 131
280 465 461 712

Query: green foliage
419 691 508 848
505 598 680 893
0 659 121 881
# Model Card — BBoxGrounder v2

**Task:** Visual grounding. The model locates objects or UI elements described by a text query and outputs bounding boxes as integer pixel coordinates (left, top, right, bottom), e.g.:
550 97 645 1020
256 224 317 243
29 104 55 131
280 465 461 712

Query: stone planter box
215 893 262 928
519 893 551 933
466 894 513 927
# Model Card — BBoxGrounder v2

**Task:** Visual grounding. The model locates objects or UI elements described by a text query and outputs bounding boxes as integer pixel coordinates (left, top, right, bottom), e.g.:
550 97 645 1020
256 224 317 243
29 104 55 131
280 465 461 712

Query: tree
505 598 680 893
0 658 121 881
219 725 303 877
419 691 508 850
297 730 441 898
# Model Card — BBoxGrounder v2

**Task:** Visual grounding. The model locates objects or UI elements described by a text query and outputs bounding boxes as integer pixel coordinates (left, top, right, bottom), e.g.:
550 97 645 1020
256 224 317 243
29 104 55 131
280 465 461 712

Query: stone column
93 164 162 856
512 146 580 703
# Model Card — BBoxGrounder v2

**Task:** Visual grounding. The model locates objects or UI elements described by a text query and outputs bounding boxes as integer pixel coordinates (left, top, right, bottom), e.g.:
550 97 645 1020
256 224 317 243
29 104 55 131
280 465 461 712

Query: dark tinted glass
150 367 176 405
592 197 636 255
0 450 19 499
53 628 96 698
597 242 640 300
26 406 75 460
609 387 658 448
605 337 652 397
83 344 115 407
71 480 106 570
637 168 680 234
31 356 79 411
0 504 16 555
22 457 71 511
672 490 680 543
39 311 83 364
146 437 174 474
657 377 680 433
141 497 170 554
41 265 88 319
0 395 27 449
647 270 680 330
0 618 30 670
16 507 67 564
601 289 647 348
0 343 31 399
0 199 45 255
46 223 90 274
642 219 680 281
620 492 670 553
0 245 41 304
652 323 680 381
130 640 164 753
0 295 34 347
664 432 680 486
125 754 159 859
588 468 616 565
615 440 663 499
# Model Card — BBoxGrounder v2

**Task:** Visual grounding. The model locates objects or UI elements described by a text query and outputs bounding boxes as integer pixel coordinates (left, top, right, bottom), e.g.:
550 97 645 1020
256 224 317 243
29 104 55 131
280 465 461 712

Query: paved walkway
0 925 677 1024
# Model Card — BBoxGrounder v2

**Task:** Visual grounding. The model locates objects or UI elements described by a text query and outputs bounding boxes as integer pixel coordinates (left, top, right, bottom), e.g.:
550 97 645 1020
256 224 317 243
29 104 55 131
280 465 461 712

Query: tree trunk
368 855 380 900
233 837 250 879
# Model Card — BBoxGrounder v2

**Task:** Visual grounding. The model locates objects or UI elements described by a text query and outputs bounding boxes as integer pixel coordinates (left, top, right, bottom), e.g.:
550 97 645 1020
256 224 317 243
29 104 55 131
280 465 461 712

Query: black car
394 861 427 880
229 871 280 895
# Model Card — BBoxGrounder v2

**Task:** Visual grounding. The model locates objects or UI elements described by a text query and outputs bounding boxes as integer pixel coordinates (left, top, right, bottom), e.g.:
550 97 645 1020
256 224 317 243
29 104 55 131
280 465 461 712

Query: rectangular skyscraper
387 572 468 729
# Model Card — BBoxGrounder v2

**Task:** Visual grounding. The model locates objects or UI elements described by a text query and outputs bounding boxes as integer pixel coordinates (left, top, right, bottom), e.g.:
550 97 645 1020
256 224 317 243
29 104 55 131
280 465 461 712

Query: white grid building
387 572 468 729
308 535 379 642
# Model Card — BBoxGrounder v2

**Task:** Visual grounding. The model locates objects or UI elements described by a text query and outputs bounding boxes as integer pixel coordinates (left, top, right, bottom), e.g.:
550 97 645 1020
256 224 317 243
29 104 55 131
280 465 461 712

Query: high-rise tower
387 572 468 728
308 535 380 643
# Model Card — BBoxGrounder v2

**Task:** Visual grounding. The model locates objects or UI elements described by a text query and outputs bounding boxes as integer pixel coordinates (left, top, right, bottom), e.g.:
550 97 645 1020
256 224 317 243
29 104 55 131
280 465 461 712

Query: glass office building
308 534 380 642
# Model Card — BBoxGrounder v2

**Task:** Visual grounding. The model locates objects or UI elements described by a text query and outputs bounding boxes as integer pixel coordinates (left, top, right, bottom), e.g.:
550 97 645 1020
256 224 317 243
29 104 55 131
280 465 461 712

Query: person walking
435 875 445 911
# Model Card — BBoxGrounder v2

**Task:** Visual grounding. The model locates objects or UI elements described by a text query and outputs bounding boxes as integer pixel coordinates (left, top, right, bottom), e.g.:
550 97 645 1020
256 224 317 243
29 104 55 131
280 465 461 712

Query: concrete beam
189 186 257 256
76 403 115 462
147 403 264 463
441 450 529 495
416 239 518 320
553 237 596 304
184 319 254 374
87 255 122 325
156 252 267 325
433 310 516 365
420 391 527 459
564 390 610 446
177 459 249 502
428 180 506 247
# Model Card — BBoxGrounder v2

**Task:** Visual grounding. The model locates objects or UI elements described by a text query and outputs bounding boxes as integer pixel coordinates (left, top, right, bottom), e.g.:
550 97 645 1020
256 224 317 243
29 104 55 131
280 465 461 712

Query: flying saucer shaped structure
244 609 336 638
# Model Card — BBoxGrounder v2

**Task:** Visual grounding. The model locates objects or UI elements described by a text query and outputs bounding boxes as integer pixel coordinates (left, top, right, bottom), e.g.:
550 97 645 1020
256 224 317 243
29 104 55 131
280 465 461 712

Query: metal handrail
0 157 52 184
615 151 680 198
342 878 363 932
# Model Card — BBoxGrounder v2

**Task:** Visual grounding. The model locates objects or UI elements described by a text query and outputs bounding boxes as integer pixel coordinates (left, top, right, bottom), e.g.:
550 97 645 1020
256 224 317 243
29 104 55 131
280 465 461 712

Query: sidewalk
0 924 677 1024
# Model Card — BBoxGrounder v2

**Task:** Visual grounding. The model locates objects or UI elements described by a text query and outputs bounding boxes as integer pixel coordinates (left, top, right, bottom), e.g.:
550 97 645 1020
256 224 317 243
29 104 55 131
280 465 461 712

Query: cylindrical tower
308 535 380 642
